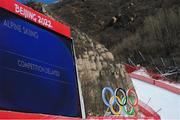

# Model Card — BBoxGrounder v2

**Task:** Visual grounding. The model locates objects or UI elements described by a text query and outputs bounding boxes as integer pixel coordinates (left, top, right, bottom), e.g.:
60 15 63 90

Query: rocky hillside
45 0 180 81
71 28 134 116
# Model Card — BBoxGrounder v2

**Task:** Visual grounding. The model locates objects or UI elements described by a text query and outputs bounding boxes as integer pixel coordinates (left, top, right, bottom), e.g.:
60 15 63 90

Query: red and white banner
0 0 71 38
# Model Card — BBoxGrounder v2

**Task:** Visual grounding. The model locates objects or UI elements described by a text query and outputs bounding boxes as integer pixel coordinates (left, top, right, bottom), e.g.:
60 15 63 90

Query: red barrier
0 110 80 119
0 100 160 119
130 73 155 85
138 100 161 120
154 80 180 95
125 64 140 73
130 73 180 95
146 69 166 80
0 110 159 120
126 64 180 95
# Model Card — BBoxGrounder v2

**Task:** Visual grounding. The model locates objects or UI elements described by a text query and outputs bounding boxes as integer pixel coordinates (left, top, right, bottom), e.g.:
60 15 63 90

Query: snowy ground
132 78 180 120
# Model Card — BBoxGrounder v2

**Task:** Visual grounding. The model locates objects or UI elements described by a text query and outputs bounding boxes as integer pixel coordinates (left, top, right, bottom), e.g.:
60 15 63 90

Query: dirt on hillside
45 0 180 81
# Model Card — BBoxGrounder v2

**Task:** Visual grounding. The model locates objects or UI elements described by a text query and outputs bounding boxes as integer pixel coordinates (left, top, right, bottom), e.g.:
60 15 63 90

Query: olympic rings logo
102 87 138 116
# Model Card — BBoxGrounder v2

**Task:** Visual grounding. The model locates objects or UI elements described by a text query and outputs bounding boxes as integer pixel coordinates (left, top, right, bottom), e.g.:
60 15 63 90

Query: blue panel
16 0 58 4
0 9 81 117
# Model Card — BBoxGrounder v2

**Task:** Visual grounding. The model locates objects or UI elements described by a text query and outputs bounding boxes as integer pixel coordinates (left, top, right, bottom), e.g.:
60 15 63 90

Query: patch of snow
132 68 151 78
133 68 180 89
132 78 180 120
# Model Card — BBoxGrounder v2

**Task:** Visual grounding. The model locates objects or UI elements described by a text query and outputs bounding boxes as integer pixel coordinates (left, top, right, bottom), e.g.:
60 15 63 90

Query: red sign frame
0 0 71 38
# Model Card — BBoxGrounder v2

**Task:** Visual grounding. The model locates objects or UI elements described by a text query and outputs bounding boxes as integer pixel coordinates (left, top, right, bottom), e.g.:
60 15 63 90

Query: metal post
160 57 166 67
71 38 86 119
128 58 136 66
138 51 145 61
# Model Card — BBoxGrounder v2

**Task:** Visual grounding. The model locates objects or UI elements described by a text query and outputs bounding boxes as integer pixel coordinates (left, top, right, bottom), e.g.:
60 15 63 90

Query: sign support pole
72 39 86 119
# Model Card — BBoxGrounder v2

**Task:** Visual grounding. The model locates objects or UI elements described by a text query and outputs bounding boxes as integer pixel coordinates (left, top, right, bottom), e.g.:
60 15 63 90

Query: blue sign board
0 8 81 117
